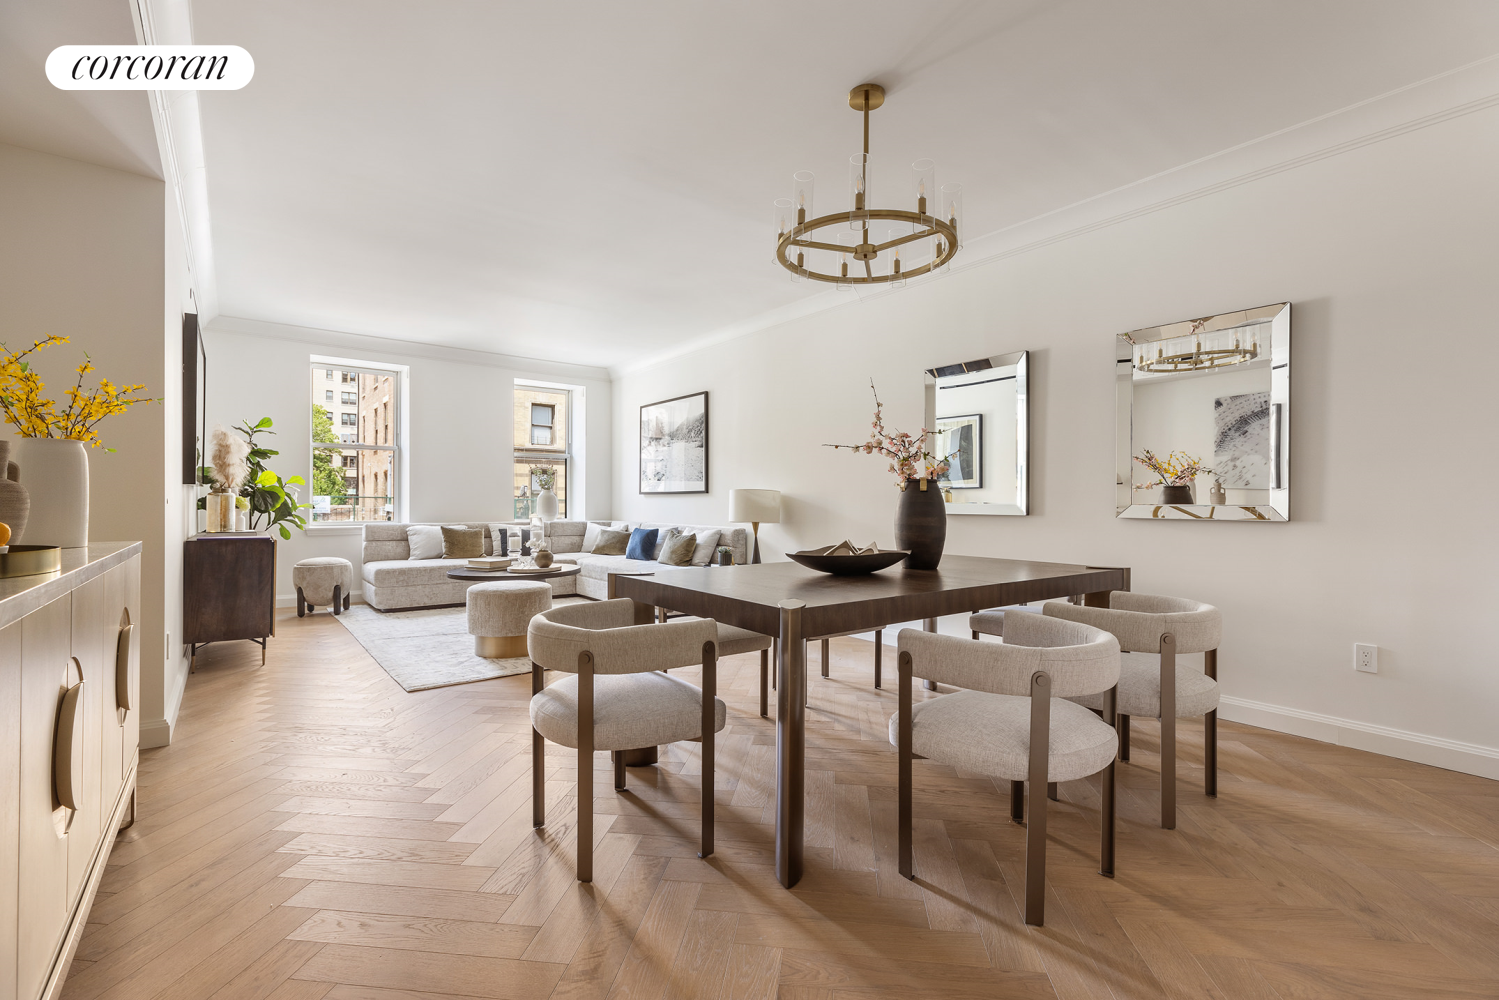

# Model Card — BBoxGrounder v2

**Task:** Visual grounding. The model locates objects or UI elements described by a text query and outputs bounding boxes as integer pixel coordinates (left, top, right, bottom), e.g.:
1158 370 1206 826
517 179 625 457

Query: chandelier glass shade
1132 322 1264 374
775 84 961 285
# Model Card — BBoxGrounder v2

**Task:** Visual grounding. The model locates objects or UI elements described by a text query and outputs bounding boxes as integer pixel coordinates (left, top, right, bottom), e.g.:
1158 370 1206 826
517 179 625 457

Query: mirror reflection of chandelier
774 84 961 286
1133 319 1263 373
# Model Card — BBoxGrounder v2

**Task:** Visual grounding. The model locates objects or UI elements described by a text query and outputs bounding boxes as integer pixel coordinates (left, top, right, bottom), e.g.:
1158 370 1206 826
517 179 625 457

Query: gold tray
0 544 63 578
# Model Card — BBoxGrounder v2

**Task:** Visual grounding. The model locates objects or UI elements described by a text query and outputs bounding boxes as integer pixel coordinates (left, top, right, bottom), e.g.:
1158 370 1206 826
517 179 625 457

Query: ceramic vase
0 441 31 543
895 477 946 571
14 438 88 547
537 488 559 521
1162 484 1194 505
205 492 234 532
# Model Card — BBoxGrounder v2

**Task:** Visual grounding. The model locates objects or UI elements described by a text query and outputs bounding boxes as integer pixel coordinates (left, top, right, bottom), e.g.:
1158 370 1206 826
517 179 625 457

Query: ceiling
0 0 160 176
9 3 1499 370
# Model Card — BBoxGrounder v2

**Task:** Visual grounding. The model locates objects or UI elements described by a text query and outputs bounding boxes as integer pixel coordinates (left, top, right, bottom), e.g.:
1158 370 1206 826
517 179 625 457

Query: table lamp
729 488 780 564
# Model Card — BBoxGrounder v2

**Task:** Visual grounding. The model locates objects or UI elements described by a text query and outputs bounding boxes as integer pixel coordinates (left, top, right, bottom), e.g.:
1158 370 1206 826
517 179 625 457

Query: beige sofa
361 522 579 612
543 520 749 601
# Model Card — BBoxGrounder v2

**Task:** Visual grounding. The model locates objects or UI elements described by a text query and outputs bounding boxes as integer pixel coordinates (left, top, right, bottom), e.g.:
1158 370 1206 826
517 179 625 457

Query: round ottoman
467 581 551 658
293 557 354 616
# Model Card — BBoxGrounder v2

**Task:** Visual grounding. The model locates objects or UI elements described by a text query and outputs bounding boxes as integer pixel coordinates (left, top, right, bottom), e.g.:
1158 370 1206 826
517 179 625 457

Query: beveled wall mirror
924 350 1028 515
1117 302 1290 520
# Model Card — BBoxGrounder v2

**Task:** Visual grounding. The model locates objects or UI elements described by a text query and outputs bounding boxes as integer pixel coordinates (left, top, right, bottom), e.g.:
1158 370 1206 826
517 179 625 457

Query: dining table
610 554 1131 888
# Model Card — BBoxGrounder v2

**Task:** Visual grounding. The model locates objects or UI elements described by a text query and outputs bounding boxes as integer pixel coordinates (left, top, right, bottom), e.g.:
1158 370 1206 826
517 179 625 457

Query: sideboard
183 533 275 668
0 542 141 1000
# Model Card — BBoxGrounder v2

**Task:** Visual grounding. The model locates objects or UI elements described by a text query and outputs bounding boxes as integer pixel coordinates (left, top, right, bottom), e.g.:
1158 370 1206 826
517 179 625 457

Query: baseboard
139 717 172 749
1218 695 1499 781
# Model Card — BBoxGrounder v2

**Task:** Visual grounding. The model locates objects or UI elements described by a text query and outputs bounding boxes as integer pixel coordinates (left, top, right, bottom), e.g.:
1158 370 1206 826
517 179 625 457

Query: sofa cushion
407 525 444 560
593 527 630 555
442 525 484 559
659 531 696 566
362 558 464 588
690 529 721 566
626 528 658 561
575 554 656 582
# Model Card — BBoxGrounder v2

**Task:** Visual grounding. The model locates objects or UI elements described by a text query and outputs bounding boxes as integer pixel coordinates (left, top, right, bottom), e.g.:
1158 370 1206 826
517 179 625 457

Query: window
513 385 570 519
310 363 400 522
530 404 554 446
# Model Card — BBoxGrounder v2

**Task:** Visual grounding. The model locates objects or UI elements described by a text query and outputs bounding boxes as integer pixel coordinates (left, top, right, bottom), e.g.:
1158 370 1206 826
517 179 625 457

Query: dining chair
527 599 725 882
892 613 1121 926
1042 593 1221 830
674 617 774 717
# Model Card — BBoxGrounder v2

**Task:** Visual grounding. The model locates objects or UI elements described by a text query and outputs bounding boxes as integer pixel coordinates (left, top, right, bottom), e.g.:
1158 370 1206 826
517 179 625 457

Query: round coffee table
445 564 581 583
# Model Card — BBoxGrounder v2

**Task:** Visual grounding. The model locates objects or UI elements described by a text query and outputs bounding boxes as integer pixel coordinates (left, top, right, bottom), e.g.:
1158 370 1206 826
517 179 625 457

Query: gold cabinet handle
116 622 137 713
54 679 85 811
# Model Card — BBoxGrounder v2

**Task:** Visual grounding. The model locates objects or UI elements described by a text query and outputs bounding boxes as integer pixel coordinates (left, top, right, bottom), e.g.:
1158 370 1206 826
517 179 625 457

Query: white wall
612 105 1499 778
0 141 188 745
202 317 612 602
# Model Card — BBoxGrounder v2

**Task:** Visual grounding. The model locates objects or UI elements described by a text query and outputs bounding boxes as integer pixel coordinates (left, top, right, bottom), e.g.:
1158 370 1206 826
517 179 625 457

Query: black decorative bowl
788 546 910 576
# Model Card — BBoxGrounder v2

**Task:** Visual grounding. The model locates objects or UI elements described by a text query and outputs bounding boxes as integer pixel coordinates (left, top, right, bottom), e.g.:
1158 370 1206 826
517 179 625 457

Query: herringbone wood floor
61 609 1499 1000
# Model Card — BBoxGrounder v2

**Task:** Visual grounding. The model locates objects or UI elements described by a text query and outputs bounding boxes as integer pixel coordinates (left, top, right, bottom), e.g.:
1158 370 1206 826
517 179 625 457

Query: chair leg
1160 633 1177 830
1047 782 1058 801
821 638 829 678
531 664 546 828
971 630 978 640
1118 714 1131 761
874 629 882 689
1025 670 1052 926
332 584 342 617
759 648 769 719
576 651 595 882
296 587 306 618
1100 685 1117 877
613 751 626 791
700 639 717 859
1204 648 1218 797
1010 780 1024 823
897 652 914 878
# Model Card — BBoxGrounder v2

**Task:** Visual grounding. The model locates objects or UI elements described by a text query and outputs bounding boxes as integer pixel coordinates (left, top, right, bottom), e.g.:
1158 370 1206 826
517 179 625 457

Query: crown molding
206 314 613 383
612 52 1499 380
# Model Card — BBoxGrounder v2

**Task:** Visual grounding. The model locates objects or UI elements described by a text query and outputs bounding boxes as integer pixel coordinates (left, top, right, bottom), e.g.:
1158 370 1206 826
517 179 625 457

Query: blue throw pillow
625 527 658 561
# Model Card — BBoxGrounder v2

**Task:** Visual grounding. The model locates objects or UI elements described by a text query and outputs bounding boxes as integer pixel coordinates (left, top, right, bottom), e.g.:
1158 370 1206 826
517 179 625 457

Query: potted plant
0 335 155 546
199 418 312 539
1133 449 1211 505
825 381 952 570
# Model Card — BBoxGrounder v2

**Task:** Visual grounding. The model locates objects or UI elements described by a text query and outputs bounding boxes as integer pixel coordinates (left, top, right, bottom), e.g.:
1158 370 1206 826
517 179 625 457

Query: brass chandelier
1133 319 1262 374
774 84 961 285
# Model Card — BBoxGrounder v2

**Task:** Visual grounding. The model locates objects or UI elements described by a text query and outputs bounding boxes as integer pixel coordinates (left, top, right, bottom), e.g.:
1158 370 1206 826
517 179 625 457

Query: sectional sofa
360 520 749 611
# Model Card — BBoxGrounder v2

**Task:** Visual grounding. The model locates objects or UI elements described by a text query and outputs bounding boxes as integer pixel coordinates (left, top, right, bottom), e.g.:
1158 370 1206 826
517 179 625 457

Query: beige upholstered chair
527 599 726 882
1042 592 1222 830
673 617 774 717
891 614 1121 926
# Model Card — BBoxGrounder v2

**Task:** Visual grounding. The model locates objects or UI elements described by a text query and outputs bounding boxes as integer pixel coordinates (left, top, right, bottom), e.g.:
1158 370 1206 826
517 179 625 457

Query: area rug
334 597 586 692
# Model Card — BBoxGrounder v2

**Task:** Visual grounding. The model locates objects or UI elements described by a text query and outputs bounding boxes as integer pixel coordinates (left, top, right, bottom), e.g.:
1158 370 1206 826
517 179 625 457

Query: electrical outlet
1354 643 1377 673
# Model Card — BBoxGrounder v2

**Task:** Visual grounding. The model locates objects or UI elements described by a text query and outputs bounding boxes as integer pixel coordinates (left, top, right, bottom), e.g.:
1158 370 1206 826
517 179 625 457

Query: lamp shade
730 488 781 524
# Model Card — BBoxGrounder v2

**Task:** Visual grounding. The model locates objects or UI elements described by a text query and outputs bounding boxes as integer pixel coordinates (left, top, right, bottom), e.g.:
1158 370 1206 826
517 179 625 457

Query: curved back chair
1044 592 1221 829
527 599 726 882
892 613 1121 926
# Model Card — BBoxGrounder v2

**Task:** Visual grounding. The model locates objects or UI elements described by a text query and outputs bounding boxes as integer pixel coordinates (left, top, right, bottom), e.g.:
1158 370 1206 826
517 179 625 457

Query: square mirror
924 350 1028 515
1116 302 1290 520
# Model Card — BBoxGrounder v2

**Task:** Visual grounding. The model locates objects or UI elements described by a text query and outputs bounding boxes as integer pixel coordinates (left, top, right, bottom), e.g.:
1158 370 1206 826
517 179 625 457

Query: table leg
776 600 806 888
922 618 938 691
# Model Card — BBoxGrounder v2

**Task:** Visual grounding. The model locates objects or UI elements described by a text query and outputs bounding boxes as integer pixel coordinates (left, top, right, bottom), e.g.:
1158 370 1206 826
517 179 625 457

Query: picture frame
935 412 983 489
639 391 709 494
181 312 206 485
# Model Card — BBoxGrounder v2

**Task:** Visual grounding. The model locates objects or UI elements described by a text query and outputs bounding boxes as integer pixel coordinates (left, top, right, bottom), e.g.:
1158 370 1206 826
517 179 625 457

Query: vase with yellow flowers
0 336 155 547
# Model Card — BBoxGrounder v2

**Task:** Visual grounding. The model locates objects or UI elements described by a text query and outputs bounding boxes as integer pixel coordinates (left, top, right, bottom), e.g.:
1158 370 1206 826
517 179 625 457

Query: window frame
311 360 403 524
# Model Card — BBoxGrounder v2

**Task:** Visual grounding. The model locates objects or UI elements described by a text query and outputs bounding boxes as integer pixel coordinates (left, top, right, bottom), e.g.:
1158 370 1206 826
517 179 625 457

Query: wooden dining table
611 554 1131 888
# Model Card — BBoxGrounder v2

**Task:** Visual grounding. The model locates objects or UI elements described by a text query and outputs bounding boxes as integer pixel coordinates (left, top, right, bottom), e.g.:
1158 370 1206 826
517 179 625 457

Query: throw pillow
659 531 697 566
441 525 483 559
487 523 512 556
406 524 443 560
689 529 721 566
625 527 659 561
593 527 631 555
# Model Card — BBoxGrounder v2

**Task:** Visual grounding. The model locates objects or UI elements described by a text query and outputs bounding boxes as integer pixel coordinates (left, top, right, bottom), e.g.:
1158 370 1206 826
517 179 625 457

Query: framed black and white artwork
935 413 983 489
639 391 709 494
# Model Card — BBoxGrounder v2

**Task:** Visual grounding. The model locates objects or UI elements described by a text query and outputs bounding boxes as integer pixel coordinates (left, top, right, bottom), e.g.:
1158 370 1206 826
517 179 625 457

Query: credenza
0 542 141 1000
182 533 274 668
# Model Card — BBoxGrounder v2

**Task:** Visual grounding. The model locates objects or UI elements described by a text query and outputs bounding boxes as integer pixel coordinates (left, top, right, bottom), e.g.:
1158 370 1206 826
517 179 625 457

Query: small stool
293 557 354 617
467 581 551 658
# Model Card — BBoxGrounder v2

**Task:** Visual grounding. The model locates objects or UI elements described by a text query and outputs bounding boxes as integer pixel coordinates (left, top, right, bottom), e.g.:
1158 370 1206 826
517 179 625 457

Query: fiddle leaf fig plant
198 416 311 539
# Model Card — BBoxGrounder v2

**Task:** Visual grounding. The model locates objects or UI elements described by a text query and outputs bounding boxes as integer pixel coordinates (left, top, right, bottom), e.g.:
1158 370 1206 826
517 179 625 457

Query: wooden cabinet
0 544 140 1000
183 534 275 666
